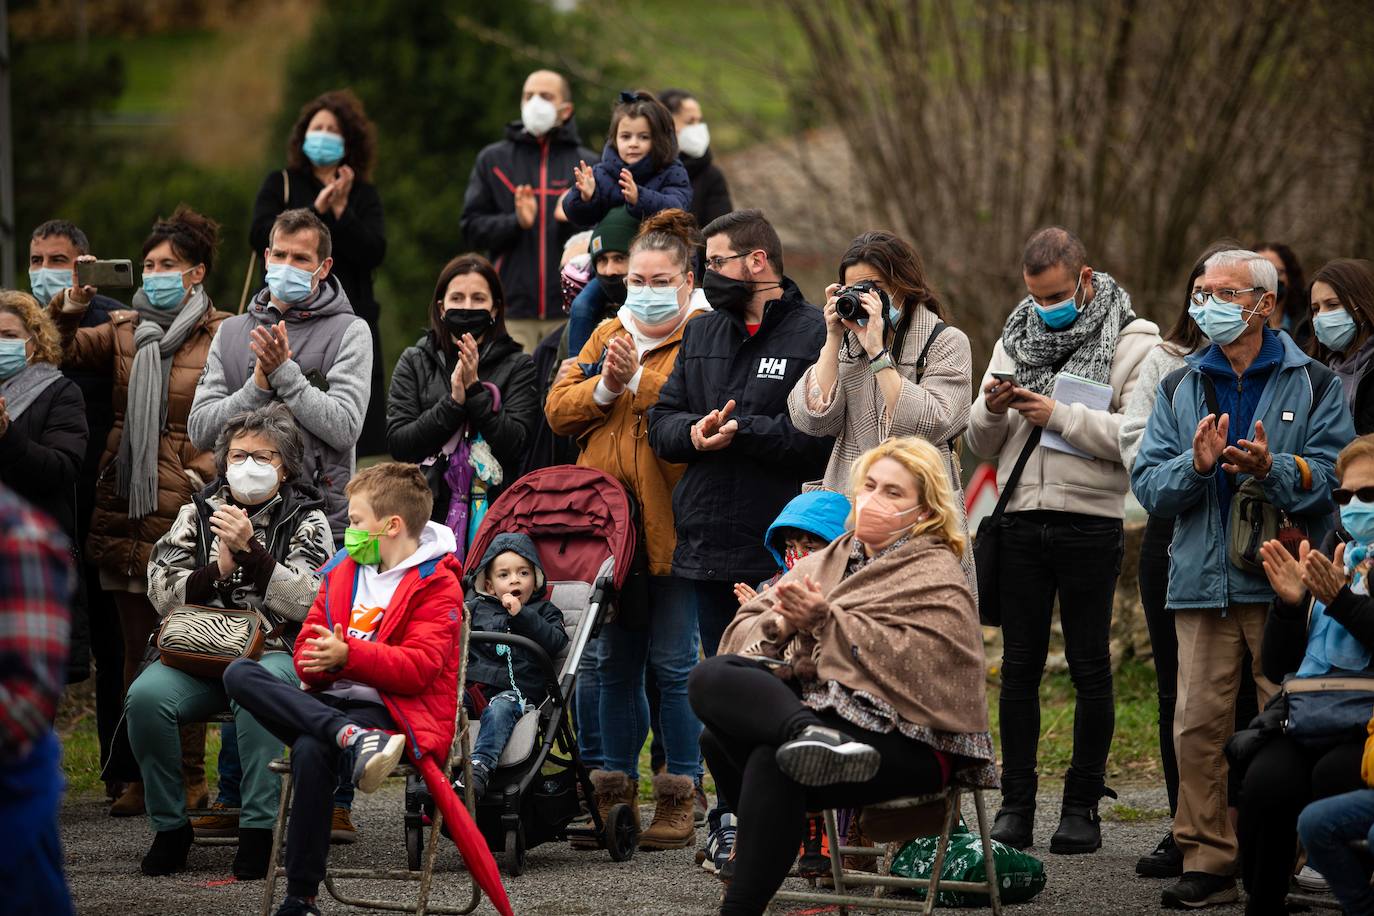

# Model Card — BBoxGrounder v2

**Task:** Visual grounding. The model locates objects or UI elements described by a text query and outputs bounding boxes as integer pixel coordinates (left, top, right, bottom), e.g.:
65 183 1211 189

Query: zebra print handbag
156 605 270 679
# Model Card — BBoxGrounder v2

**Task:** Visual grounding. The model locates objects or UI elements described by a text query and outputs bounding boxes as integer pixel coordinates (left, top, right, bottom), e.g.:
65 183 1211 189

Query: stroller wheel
405 821 424 871
606 802 638 862
502 823 526 876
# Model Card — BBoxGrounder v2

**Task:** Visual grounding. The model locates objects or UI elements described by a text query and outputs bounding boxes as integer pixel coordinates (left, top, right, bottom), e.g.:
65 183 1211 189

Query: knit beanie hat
589 206 639 265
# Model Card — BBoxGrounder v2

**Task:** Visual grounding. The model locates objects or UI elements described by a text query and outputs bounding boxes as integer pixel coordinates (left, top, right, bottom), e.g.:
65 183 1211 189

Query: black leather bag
973 428 1042 627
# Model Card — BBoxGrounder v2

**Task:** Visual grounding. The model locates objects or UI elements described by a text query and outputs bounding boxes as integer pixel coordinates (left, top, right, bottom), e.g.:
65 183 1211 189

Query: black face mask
442 308 495 340
599 273 628 306
703 269 779 314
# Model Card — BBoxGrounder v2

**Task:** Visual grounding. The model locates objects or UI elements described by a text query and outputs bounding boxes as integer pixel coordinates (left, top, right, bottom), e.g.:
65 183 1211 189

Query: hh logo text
757 357 788 380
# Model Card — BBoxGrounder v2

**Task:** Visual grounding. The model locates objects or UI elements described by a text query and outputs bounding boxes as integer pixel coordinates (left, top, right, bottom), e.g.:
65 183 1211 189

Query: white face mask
226 458 281 504
521 96 559 138
677 122 710 158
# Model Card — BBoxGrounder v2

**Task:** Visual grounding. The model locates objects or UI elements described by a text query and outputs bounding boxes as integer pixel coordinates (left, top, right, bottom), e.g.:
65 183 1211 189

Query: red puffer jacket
294 549 462 761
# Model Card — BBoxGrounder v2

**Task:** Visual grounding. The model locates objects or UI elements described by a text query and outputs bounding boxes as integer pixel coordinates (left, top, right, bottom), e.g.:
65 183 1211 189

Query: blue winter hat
764 490 852 568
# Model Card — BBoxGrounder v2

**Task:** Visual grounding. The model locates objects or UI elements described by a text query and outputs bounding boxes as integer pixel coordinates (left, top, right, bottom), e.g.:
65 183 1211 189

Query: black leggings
1237 736 1364 912
688 654 948 916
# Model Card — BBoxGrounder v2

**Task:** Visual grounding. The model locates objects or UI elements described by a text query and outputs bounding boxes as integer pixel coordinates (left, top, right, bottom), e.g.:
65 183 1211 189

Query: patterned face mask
783 546 810 570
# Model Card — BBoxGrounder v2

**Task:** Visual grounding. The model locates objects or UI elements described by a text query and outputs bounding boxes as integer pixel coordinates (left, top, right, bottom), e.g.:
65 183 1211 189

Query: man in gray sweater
189 208 372 545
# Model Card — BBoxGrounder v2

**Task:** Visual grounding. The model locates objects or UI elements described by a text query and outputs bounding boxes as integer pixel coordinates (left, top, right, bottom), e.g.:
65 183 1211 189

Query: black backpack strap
1196 372 1238 487
914 321 946 383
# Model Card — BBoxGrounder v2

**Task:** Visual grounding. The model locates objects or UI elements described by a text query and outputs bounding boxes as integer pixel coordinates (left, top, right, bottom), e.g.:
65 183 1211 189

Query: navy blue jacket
648 279 832 581
463 532 569 704
561 144 693 229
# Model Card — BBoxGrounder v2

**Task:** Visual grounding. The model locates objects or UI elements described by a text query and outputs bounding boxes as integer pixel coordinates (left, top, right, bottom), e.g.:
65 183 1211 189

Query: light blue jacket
1131 333 1354 610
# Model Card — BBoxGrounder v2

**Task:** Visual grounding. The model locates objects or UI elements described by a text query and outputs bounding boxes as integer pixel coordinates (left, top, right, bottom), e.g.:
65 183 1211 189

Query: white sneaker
776 726 880 787
1295 864 1330 893
352 730 406 794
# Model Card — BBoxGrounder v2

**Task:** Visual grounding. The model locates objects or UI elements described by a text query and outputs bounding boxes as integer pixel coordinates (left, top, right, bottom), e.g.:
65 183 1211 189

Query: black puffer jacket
648 278 832 581
460 119 596 321
386 331 539 518
463 532 569 704
682 148 733 229
0 371 87 540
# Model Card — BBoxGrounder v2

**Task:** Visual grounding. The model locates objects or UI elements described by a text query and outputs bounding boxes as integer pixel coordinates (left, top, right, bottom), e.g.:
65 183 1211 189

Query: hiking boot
1160 872 1238 909
699 812 737 874
273 897 322 916
139 822 194 876
1050 804 1103 854
109 781 145 817
776 726 880 787
990 809 1033 849
574 769 639 850
232 827 273 880
351 730 405 793
797 814 831 877
191 802 240 838
843 814 878 873
330 806 357 844
639 773 696 850
1136 831 1183 878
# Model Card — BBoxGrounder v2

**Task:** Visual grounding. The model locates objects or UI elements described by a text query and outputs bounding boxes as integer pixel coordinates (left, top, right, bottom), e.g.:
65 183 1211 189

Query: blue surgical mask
1034 275 1082 330
265 261 321 304
1314 308 1359 353
0 338 28 380
887 304 902 327
1341 498 1374 544
302 130 345 167
142 269 192 310
29 267 70 306
624 284 683 325
1188 297 1257 347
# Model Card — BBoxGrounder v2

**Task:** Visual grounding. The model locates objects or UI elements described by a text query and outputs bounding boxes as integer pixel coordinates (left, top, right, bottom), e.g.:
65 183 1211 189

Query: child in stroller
462 533 570 800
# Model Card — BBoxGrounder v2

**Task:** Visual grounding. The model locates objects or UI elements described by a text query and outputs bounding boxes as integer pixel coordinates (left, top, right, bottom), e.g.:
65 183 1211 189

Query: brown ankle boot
573 770 640 849
109 781 145 817
639 773 696 850
181 722 209 810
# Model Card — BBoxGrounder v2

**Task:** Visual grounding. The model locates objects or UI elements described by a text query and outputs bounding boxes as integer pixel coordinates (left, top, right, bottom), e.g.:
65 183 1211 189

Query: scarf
0 362 64 421
1000 271 1136 395
1329 334 1374 408
116 285 208 518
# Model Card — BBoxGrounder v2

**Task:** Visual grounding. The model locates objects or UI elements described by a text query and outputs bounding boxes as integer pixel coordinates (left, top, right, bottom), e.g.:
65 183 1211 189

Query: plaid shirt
0 484 72 763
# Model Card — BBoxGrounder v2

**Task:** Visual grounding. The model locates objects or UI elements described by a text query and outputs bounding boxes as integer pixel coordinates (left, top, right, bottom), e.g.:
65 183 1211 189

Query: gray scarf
116 285 208 518
1000 271 1136 395
0 362 64 421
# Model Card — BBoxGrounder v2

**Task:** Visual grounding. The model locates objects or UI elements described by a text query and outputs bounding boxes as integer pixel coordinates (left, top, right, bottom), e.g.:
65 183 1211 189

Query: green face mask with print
344 526 385 566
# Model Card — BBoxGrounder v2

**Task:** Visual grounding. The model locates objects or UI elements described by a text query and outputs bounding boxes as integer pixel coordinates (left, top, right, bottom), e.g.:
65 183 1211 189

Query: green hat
589 207 639 263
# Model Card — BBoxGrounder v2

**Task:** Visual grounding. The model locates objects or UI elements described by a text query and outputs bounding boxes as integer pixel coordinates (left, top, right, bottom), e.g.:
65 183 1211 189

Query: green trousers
125 651 297 831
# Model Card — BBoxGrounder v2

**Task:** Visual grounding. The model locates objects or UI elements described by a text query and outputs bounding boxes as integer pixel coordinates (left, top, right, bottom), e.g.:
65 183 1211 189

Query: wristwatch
868 349 894 375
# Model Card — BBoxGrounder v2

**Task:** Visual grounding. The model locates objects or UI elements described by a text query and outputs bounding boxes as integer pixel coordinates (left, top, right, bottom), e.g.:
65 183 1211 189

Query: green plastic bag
889 823 1047 906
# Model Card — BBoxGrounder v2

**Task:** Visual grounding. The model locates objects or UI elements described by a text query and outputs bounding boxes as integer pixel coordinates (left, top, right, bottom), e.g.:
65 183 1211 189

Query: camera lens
835 288 864 322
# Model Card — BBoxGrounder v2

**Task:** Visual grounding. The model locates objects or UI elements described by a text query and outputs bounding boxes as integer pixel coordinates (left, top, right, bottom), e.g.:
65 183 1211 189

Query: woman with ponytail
51 204 230 816
546 208 711 852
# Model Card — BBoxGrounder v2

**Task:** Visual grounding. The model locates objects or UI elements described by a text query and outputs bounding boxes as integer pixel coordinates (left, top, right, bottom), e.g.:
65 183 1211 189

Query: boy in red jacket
224 463 508 916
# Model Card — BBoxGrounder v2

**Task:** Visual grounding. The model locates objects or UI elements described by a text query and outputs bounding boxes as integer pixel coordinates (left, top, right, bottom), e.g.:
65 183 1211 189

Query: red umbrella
417 754 513 916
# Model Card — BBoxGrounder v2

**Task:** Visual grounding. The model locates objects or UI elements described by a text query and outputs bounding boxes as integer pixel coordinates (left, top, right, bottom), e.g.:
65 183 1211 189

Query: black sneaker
469 762 490 802
797 815 831 877
1136 831 1183 878
1161 872 1238 909
776 726 880 786
273 897 322 916
352 729 406 793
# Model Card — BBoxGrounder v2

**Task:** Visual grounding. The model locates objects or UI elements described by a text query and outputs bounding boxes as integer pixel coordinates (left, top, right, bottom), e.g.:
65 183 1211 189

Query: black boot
140 822 194 876
232 827 274 880
1050 782 1116 855
990 773 1036 849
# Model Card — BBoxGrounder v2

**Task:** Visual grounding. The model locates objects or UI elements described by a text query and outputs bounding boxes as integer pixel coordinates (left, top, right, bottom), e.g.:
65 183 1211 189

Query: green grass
59 707 222 797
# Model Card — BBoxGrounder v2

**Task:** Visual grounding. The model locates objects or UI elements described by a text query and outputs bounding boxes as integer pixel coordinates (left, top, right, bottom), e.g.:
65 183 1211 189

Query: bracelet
868 348 890 364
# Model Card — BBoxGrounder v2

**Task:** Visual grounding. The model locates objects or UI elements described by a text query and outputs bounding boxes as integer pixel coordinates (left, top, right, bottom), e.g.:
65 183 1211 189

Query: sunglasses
1333 486 1374 506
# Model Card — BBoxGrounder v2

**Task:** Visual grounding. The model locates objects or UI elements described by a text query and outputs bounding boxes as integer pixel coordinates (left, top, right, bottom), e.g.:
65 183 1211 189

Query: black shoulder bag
972 426 1042 627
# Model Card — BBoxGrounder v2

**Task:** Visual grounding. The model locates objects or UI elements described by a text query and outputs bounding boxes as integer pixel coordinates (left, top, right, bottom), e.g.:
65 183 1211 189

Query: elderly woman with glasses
124 403 334 881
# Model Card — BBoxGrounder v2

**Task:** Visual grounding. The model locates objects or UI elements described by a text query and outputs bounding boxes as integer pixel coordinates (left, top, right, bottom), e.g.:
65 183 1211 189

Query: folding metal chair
769 786 1003 915
259 612 481 916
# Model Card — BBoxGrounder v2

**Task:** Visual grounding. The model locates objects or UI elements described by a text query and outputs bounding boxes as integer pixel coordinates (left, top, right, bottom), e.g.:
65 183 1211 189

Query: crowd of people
8 65 1374 916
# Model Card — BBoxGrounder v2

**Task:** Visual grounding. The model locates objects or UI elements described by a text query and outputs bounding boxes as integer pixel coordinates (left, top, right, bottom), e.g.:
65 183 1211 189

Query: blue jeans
599 576 702 779
576 630 605 770
567 278 607 359
469 689 528 772
1298 789 1374 913
217 722 357 810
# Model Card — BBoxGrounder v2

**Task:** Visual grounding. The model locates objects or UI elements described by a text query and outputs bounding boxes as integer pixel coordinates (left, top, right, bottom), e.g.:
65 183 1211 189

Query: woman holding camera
787 231 975 596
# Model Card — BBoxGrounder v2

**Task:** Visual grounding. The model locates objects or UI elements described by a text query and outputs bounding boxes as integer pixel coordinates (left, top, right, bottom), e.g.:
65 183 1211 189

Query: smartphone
990 371 1016 384
76 259 136 289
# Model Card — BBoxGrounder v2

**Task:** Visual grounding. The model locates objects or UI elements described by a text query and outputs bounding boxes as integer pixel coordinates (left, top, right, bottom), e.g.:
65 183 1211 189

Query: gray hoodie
188 275 372 541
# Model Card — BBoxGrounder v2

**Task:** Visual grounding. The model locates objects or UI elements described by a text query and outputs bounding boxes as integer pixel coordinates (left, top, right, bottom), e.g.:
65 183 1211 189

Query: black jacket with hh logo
649 278 833 582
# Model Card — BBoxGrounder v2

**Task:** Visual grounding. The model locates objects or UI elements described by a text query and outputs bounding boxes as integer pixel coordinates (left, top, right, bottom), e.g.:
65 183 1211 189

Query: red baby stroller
404 465 639 874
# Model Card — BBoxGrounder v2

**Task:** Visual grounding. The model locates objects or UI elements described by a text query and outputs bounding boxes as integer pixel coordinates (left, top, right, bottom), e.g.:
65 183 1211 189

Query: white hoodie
324 521 458 704
592 290 712 405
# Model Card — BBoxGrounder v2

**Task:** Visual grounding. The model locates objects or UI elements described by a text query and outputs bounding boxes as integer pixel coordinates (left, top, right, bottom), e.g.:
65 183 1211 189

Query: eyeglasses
1190 287 1265 306
1333 486 1374 506
625 274 684 291
703 252 754 272
227 449 282 466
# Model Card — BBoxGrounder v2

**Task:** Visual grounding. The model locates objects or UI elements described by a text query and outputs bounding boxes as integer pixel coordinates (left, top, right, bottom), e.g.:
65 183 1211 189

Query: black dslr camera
834 280 891 323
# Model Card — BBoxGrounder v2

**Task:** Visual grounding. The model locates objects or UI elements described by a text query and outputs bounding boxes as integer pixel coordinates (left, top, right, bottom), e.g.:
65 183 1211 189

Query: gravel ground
61 783 1267 915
